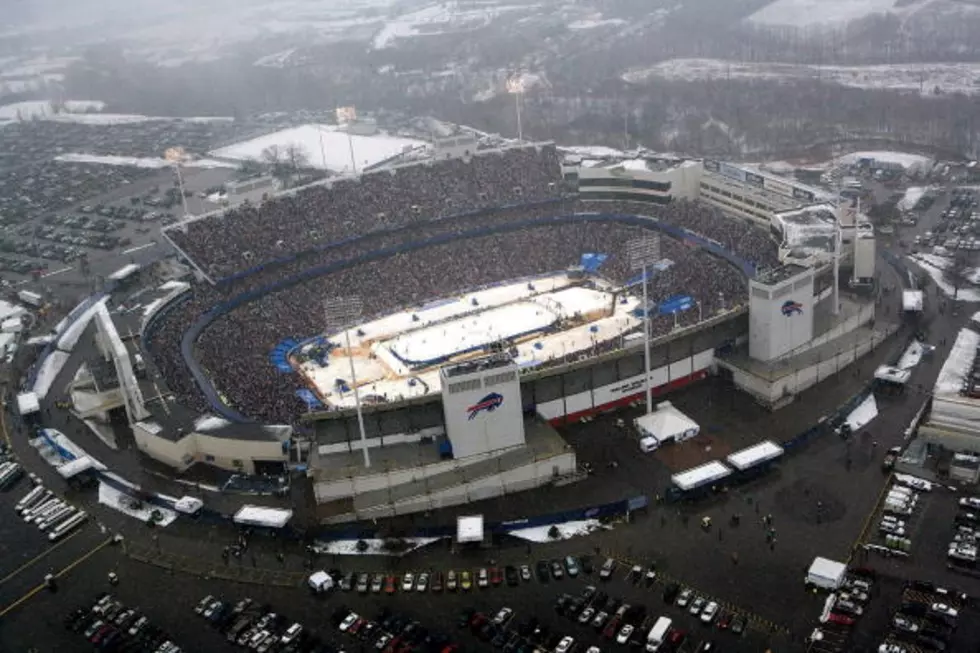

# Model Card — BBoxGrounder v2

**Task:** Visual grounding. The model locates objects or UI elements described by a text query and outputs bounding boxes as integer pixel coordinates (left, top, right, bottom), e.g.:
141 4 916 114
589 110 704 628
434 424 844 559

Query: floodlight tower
324 296 371 468
163 147 190 219
627 235 661 415
506 77 525 142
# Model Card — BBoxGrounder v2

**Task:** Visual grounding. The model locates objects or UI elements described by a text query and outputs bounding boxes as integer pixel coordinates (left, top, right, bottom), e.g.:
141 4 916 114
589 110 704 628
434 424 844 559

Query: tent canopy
16 392 39 416
457 515 485 543
233 504 293 529
635 401 699 442
174 496 204 514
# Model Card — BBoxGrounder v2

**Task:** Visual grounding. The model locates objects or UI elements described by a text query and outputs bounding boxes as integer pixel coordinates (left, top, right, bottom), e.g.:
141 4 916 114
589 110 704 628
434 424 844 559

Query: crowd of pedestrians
146 152 782 425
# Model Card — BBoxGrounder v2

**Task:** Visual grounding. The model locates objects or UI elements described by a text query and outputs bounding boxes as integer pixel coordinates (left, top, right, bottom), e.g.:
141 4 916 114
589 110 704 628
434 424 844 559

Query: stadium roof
772 203 837 253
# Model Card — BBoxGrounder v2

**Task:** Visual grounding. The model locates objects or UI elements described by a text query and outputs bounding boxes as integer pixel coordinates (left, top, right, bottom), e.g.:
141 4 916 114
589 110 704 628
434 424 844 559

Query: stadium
24 139 881 522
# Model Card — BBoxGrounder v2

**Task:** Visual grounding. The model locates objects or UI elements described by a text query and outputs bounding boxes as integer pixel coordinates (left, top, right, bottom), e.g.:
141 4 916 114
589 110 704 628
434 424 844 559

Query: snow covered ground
209 124 427 173
845 393 879 432
897 340 927 370
312 537 442 556
838 151 934 171
623 58 980 97
910 253 980 302
98 481 177 527
372 2 532 49
0 100 104 122
748 0 905 27
55 153 238 169
0 100 234 127
568 17 627 30
507 519 611 542
898 187 929 211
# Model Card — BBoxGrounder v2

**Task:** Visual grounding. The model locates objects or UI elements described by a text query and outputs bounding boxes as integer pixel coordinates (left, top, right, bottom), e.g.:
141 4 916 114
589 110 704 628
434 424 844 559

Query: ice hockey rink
296 272 643 408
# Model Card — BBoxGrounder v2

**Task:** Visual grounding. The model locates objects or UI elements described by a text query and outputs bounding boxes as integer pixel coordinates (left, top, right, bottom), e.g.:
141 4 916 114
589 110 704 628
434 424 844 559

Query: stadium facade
23 140 885 523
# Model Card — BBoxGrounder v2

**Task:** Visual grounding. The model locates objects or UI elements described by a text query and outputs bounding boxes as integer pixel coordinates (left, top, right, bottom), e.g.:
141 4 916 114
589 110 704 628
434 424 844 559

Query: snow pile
845 393 878 432
568 17 627 29
312 537 442 556
910 254 980 302
98 482 177 526
507 518 611 542
209 124 427 173
898 187 928 211
55 153 237 169
56 297 108 352
897 340 927 370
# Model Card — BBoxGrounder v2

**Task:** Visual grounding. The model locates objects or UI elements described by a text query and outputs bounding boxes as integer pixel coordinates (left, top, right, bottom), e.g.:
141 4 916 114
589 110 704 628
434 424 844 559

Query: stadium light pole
506 77 524 143
325 297 371 468
627 235 661 416
164 147 190 219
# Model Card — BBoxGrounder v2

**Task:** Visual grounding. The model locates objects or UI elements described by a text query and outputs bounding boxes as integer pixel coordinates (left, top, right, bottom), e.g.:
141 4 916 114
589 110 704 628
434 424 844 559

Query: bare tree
284 143 309 174
948 250 974 301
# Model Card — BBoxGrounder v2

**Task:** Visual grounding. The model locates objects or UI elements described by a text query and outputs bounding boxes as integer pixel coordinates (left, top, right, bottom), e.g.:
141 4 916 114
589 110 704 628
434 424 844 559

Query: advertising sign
719 163 747 182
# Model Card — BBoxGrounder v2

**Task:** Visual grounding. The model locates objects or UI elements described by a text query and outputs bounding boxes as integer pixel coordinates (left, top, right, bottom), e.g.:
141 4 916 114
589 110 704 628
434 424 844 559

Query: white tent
16 392 39 416
634 401 699 445
174 496 204 515
233 504 293 529
457 515 484 543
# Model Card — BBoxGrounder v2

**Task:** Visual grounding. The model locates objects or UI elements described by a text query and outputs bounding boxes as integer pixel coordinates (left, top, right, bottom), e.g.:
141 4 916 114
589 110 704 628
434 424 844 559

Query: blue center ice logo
781 300 803 317
467 393 503 420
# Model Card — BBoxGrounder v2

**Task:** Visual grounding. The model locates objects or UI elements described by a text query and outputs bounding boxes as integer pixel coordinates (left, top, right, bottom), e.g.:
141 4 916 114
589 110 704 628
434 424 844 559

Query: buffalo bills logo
467 393 503 420
781 300 803 317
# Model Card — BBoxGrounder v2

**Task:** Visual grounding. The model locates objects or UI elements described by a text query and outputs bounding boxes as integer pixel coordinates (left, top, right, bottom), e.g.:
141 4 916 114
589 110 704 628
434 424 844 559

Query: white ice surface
209 124 426 173
387 302 559 364
846 393 879 431
98 482 177 526
313 537 442 555
507 519 611 543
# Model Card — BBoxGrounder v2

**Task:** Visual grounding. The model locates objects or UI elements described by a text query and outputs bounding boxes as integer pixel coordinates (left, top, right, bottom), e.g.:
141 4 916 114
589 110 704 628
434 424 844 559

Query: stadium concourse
148 145 781 426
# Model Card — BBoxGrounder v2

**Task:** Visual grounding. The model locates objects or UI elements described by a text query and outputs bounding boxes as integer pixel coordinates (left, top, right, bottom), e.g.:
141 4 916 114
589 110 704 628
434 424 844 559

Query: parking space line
0 528 84 587
0 536 113 618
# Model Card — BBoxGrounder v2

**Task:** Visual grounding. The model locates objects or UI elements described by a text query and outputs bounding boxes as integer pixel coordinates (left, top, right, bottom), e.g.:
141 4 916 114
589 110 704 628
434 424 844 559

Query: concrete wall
322 451 577 523
132 423 287 475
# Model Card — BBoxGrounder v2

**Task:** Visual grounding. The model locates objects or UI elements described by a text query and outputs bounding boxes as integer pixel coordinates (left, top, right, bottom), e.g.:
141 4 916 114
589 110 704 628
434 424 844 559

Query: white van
645 617 672 652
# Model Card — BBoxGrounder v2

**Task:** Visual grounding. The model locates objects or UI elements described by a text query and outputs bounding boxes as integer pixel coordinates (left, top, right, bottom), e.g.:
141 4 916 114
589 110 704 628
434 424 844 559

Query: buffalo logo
467 392 504 420
781 300 803 317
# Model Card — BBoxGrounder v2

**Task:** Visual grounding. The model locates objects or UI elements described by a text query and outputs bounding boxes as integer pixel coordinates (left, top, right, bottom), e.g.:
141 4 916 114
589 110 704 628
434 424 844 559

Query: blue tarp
658 294 694 315
268 338 299 373
580 252 608 273
295 389 324 410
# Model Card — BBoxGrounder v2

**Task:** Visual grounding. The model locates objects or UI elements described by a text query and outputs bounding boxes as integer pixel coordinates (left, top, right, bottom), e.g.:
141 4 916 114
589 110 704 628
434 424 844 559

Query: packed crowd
148 205 756 424
166 144 564 279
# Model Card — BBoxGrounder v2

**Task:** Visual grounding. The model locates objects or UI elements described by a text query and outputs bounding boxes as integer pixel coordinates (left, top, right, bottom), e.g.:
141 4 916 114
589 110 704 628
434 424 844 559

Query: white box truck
308 570 334 593
806 557 846 590
645 617 672 652
17 290 42 307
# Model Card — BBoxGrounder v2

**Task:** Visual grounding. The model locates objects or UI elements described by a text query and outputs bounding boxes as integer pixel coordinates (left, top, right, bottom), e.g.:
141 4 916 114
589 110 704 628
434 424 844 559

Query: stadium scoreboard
439 355 525 459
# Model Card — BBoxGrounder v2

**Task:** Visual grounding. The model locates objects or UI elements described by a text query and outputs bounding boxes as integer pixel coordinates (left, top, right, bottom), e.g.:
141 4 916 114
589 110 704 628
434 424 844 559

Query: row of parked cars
948 496 980 565
334 606 459 653
879 581 966 653
195 594 311 653
330 556 619 596
64 593 181 652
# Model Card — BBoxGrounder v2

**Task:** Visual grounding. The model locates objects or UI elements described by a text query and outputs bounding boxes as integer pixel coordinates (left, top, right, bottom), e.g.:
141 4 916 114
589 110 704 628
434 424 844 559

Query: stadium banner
719 163 747 182
580 252 609 272
763 177 794 197
658 294 695 315
703 160 720 172
745 172 765 187
793 187 816 202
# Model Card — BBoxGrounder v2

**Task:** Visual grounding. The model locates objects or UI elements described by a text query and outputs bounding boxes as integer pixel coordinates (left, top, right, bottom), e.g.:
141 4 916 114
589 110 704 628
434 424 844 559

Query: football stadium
21 140 883 522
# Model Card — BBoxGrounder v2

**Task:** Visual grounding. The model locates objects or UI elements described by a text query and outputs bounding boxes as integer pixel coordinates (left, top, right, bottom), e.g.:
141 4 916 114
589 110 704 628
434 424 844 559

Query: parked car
565 556 580 577
616 624 634 644
599 558 616 580
520 565 532 582
701 602 719 624
447 570 458 591
477 568 489 588
460 571 472 591
551 560 565 580
676 589 693 608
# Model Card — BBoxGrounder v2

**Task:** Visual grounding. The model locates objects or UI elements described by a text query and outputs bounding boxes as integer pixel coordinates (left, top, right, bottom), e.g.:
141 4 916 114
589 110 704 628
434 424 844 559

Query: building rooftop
753 263 810 286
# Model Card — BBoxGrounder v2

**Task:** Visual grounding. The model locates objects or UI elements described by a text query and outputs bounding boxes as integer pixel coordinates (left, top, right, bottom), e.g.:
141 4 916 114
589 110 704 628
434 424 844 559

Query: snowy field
507 518 611 542
898 187 929 211
300 275 641 408
837 151 934 171
312 537 442 556
623 58 980 97
845 393 879 432
0 99 234 127
372 2 532 49
208 124 427 173
910 253 980 302
748 0 904 27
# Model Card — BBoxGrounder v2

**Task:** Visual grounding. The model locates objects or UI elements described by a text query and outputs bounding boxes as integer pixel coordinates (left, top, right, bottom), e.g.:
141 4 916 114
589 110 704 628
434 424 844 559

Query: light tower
163 147 190 219
324 296 371 468
506 77 525 142
627 235 661 415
